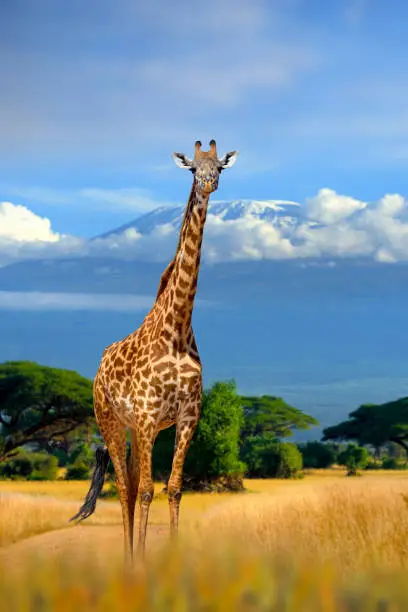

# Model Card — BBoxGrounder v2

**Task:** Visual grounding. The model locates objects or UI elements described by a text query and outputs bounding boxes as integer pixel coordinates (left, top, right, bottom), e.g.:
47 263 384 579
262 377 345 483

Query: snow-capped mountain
96 199 304 239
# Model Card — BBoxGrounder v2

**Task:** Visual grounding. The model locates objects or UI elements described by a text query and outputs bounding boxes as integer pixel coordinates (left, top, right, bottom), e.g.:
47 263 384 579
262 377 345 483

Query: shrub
299 441 337 468
68 441 94 468
29 453 59 481
382 457 408 470
65 461 90 480
365 459 383 470
243 437 302 479
264 442 303 479
0 453 33 479
338 444 370 476
0 451 58 480
153 381 246 490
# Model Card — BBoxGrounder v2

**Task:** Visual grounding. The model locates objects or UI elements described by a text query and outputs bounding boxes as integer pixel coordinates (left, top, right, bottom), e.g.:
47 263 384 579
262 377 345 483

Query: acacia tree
240 395 317 477
0 361 94 461
241 395 318 439
322 398 408 456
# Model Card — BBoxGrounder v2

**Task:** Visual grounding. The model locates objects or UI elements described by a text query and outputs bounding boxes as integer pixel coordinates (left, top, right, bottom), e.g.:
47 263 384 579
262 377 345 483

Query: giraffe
71 140 238 565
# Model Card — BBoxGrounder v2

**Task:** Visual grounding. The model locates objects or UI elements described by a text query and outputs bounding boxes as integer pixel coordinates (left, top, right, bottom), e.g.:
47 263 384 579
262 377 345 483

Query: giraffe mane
156 184 196 299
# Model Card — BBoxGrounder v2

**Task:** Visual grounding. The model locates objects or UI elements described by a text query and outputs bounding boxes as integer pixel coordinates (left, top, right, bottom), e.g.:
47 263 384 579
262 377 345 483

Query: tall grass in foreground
2 477 408 609
2 543 408 610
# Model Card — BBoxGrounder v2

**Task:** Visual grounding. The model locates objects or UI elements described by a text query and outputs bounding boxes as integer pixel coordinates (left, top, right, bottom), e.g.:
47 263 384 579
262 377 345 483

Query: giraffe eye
190 167 196 174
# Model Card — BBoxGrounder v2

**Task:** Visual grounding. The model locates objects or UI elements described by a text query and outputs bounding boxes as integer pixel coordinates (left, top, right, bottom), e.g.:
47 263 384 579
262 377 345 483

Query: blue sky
1 0 407 238
1 1 408 413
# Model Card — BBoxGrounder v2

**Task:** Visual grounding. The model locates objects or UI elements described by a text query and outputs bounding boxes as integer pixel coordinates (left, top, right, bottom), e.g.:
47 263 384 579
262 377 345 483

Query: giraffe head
172 140 238 194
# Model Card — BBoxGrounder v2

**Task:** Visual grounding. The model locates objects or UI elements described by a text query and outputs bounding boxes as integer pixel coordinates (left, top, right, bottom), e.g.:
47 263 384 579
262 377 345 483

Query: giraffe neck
164 184 209 334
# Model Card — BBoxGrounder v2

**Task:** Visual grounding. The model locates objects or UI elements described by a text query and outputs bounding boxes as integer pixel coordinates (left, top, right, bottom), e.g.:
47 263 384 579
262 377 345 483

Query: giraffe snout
197 178 218 193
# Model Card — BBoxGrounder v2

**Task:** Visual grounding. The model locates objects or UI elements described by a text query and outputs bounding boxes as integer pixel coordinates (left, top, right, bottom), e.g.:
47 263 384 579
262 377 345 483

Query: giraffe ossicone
71 140 238 566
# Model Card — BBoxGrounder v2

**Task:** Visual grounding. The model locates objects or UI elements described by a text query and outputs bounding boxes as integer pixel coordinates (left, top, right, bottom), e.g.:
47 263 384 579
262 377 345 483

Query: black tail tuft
69 446 110 523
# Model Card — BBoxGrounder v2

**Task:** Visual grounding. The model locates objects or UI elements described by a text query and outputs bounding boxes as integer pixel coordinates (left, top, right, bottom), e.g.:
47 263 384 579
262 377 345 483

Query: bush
29 453 59 481
0 451 58 480
184 381 246 489
68 441 94 468
242 437 302 479
0 452 33 479
263 442 303 479
365 459 383 470
338 444 370 476
299 441 337 468
153 381 246 491
65 461 90 480
382 457 408 470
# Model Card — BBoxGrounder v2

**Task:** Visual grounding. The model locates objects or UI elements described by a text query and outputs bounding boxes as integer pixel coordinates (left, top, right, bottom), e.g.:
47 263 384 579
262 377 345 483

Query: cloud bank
0 291 215 311
0 291 155 311
1 188 408 267
0 202 60 243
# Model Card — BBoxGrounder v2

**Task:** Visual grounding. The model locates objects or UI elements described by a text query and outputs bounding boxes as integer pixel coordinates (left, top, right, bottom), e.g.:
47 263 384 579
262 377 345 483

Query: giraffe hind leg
94 398 134 565
136 430 158 557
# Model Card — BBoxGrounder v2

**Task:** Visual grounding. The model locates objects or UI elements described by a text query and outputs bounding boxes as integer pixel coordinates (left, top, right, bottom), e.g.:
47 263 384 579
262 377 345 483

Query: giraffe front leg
127 429 140 553
167 417 198 538
136 434 156 557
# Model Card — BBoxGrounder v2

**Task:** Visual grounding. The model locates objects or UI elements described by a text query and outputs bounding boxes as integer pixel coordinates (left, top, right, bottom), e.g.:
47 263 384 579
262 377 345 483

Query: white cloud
305 188 367 224
2 189 408 266
0 291 215 311
0 202 60 243
0 202 86 267
203 215 295 261
0 291 155 311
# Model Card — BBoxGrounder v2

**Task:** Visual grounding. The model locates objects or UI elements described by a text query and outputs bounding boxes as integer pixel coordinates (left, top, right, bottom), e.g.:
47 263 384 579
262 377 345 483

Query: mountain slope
95 199 303 239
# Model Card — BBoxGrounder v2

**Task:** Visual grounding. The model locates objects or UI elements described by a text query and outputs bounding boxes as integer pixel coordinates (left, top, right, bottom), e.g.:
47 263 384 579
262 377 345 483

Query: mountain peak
95 199 303 239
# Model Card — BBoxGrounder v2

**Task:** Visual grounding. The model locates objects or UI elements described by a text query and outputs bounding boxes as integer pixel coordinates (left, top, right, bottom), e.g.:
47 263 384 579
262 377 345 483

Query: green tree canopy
0 361 94 461
242 436 302 478
322 398 408 455
337 443 370 476
153 380 245 489
241 395 318 439
298 441 338 469
184 380 245 485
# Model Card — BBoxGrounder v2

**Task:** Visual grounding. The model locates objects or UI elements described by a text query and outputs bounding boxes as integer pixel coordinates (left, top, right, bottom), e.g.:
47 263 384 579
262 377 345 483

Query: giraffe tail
69 446 110 523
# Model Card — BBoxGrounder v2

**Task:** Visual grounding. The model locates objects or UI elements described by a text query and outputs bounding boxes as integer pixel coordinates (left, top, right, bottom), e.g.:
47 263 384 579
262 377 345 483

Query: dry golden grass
195 476 408 575
0 479 112 500
2 472 408 609
0 480 246 546
2 470 408 547
0 492 123 546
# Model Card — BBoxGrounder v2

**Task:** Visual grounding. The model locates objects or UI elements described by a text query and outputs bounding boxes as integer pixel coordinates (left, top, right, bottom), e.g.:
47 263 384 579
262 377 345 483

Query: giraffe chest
103 353 201 428
149 353 202 401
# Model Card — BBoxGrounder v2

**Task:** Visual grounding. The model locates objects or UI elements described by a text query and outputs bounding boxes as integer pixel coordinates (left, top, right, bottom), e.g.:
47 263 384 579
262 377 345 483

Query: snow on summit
98 199 303 239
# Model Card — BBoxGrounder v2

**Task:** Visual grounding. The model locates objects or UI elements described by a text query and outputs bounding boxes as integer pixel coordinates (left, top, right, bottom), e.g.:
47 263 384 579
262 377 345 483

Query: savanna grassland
2 471 408 610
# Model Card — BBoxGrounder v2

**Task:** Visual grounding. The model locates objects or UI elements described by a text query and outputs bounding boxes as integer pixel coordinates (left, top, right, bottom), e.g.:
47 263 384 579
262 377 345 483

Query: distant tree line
0 361 407 484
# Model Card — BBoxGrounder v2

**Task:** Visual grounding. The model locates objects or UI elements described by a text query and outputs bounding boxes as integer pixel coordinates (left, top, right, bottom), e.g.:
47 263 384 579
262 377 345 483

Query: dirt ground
0 524 169 571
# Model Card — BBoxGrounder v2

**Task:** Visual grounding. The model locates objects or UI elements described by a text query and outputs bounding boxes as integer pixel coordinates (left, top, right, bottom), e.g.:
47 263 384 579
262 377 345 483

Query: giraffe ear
172 153 194 169
218 150 239 169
